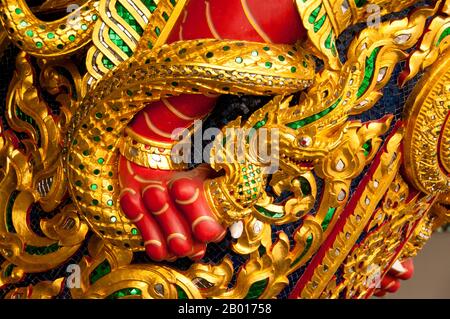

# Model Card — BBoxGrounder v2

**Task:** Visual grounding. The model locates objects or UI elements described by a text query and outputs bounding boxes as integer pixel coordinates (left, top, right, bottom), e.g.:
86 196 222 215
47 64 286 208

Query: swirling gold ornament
66 39 315 250
403 48 450 194
0 0 98 58
0 52 88 283
85 0 189 88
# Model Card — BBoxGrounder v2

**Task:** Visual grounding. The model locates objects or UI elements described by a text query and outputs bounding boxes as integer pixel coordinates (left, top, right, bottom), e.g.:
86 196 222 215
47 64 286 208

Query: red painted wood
129 0 306 144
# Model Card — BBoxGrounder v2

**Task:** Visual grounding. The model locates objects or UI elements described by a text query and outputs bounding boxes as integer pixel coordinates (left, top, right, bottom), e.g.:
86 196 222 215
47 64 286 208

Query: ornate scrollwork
403 48 450 194
0 0 97 58
0 51 88 282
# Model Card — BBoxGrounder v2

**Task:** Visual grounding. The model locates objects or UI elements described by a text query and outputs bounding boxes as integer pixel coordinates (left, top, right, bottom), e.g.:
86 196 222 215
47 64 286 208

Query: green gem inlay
291 234 313 266
256 205 284 219
6 191 19 233
102 57 114 70
116 2 144 35
357 47 380 98
286 98 342 129
363 139 372 156
245 279 268 299
90 259 111 284
314 14 326 32
176 285 188 299
109 28 133 57
107 288 142 299
355 0 368 8
142 0 157 12
299 176 311 195
4 264 15 278
309 4 322 24
252 113 268 131
325 30 333 49
25 242 60 256
437 27 450 46
321 207 336 231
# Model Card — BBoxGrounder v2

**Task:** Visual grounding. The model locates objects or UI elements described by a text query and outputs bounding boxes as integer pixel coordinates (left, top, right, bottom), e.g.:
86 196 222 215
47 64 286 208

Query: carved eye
298 136 312 147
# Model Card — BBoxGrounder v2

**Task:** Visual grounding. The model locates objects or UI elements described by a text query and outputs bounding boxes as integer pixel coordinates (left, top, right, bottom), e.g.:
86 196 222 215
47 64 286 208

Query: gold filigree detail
4 278 65 299
321 174 435 298
403 48 450 194
66 39 314 250
0 0 97 58
298 126 404 298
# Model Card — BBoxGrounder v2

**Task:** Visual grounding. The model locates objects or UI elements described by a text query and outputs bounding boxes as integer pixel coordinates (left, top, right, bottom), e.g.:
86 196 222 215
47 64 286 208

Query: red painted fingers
141 184 194 257
169 176 225 243
118 158 169 261
119 156 226 261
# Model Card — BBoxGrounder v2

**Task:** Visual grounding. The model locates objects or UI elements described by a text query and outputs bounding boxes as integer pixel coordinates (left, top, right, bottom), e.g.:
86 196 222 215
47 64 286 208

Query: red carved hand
374 259 414 297
118 156 225 261
117 0 306 261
